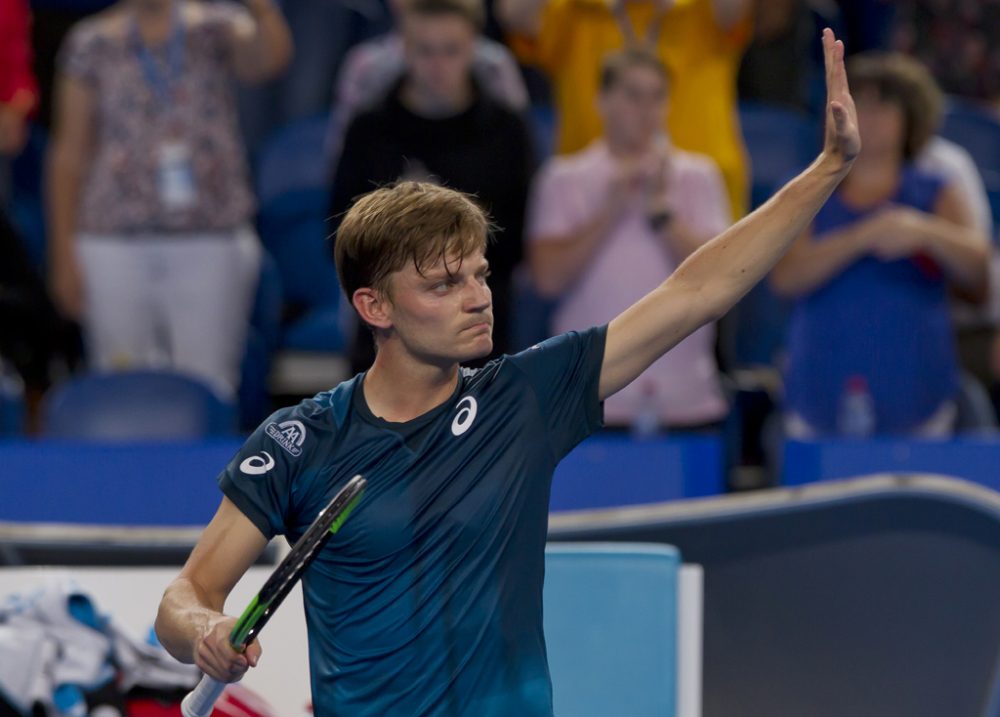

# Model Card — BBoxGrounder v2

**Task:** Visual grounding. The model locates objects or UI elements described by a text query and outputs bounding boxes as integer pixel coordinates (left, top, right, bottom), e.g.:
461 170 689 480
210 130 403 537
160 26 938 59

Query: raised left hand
820 28 861 169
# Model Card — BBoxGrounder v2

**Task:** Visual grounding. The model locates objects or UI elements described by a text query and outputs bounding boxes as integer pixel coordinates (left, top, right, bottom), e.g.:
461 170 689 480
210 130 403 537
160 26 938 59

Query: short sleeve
58 23 101 88
218 408 304 539
527 159 586 242
508 324 607 460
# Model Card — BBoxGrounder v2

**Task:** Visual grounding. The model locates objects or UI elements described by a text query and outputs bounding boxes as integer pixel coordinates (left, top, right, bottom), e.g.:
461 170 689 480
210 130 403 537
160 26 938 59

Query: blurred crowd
2 0 999 485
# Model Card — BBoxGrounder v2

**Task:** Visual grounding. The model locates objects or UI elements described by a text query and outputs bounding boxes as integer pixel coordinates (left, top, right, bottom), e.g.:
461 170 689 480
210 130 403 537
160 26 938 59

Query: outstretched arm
599 28 860 400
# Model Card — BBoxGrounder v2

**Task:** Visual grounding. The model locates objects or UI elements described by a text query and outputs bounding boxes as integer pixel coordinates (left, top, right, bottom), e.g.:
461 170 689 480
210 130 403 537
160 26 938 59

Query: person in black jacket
329 0 535 372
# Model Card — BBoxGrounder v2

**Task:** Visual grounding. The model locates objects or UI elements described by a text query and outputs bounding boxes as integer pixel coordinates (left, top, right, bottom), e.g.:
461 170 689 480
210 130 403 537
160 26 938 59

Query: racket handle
181 674 226 717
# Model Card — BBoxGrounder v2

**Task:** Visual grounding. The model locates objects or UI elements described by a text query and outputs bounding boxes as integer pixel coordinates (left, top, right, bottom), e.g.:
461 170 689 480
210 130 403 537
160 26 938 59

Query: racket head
228 474 367 648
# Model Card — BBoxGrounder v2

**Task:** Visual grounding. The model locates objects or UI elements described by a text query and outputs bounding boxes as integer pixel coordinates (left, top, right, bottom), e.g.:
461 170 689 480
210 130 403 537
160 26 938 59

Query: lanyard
130 3 186 108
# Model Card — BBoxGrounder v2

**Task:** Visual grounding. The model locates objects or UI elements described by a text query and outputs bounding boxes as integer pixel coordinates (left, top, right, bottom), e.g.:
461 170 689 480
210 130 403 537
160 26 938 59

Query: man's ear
353 287 393 331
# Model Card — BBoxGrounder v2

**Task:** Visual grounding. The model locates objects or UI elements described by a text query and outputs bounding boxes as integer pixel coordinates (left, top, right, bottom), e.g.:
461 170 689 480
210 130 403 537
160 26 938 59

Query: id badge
157 141 196 210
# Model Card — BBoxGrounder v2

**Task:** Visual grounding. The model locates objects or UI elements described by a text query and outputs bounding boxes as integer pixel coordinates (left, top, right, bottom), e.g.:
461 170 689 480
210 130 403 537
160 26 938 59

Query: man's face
382 250 493 366
599 64 668 150
402 13 477 102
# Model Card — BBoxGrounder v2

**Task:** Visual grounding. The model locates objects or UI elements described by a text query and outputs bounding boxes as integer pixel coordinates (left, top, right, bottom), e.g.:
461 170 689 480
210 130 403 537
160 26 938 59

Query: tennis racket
181 474 367 717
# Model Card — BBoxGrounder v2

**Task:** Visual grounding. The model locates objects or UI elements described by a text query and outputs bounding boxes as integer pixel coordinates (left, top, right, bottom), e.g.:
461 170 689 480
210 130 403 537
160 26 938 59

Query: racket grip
181 674 226 717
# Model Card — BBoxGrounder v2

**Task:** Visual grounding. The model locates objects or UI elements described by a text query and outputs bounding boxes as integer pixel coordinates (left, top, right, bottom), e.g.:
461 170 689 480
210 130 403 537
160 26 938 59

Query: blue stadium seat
44 371 236 440
249 249 285 352
257 188 341 309
983 170 1000 241
0 373 24 436
9 124 50 271
530 103 557 160
283 305 347 352
256 187 349 354
544 543 680 717
940 99 1000 178
254 114 332 208
739 102 819 209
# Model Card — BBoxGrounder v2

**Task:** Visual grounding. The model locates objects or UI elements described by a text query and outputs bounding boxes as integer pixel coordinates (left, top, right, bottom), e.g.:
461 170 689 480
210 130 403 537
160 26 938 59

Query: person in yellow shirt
500 0 752 219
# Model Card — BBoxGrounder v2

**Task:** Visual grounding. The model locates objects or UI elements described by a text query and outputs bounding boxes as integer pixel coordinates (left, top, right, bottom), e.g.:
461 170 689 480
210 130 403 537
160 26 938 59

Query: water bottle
631 382 662 440
837 375 876 438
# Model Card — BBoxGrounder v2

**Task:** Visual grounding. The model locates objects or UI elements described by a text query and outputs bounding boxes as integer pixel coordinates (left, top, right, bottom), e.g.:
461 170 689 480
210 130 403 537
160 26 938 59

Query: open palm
822 28 861 165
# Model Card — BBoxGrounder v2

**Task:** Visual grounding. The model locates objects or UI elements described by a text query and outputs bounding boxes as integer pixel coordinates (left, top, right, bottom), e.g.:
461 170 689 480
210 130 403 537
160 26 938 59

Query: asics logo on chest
451 396 478 436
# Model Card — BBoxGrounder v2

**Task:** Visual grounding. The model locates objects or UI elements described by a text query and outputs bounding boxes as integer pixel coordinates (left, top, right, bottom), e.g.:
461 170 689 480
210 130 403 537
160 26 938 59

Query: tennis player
156 28 860 716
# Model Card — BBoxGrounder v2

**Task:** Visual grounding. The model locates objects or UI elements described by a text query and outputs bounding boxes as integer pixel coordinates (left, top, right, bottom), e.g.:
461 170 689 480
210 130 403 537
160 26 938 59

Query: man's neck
399 78 474 119
363 345 460 423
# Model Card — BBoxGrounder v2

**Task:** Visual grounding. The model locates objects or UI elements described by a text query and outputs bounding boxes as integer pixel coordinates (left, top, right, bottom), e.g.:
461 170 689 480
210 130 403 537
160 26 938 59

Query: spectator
47 0 292 398
1 0 79 433
500 0 752 218
836 0 895 55
325 0 528 167
330 0 535 373
771 52 990 437
893 0 1000 104
893 50 1000 398
0 0 36 171
737 0 839 112
528 48 730 429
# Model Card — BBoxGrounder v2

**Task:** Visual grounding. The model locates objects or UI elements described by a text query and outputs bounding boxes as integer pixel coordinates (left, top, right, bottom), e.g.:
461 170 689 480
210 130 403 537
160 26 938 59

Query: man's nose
465 278 491 311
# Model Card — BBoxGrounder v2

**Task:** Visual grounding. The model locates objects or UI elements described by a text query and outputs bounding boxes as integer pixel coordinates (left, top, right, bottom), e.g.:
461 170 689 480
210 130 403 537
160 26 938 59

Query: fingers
822 30 845 93
245 640 263 668
195 637 249 682
194 621 261 683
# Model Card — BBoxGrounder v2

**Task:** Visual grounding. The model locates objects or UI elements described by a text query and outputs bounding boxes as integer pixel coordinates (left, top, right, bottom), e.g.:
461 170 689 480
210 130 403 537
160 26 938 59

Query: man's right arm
155 497 269 682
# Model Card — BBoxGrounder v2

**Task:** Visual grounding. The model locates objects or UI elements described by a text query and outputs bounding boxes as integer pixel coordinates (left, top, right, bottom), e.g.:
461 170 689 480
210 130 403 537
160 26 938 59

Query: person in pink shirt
528 47 731 429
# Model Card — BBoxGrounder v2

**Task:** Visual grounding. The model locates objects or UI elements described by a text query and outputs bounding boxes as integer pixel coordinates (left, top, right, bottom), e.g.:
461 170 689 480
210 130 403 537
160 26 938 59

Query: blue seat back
257 188 341 309
739 102 819 209
940 99 1000 178
544 543 680 717
44 371 236 440
255 114 331 207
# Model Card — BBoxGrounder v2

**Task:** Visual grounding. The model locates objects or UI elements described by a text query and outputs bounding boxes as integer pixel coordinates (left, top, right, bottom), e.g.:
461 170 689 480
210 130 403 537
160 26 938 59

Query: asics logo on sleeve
451 396 478 436
240 451 275 475
265 419 307 456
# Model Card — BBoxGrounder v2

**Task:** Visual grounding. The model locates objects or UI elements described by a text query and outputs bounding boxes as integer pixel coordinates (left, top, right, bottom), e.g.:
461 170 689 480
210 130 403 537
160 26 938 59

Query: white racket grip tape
181 674 226 717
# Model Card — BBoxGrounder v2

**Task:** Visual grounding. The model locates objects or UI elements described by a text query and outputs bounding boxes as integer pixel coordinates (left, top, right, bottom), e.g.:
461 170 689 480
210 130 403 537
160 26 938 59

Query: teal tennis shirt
219 326 607 716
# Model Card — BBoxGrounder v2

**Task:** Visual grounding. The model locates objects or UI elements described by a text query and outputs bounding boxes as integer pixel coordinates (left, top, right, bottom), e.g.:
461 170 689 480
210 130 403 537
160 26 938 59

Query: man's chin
460 336 493 362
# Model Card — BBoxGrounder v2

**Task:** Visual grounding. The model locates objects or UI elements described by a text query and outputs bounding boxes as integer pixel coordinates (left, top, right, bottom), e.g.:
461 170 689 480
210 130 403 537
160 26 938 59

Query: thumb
245 640 263 668
830 101 848 134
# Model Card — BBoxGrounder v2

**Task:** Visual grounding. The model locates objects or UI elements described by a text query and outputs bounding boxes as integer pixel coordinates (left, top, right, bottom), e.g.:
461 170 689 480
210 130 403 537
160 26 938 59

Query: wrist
815 150 854 180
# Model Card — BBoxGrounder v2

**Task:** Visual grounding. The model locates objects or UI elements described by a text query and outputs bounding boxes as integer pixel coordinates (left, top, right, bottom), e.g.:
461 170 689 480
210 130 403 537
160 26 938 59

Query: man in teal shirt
155 29 860 716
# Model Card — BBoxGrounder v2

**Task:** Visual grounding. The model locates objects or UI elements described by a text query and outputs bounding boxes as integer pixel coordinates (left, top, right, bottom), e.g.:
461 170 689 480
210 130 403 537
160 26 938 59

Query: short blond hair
334 182 491 303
